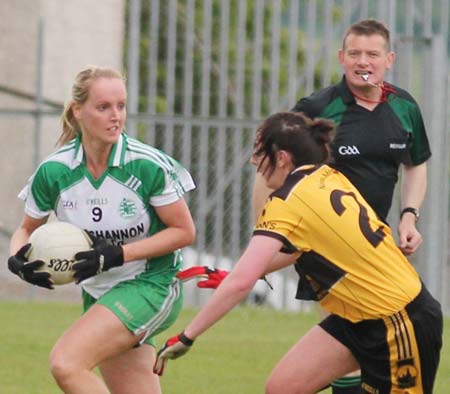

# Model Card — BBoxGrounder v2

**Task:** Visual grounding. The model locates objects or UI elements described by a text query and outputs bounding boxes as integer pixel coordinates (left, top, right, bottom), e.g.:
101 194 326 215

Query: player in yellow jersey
154 112 442 394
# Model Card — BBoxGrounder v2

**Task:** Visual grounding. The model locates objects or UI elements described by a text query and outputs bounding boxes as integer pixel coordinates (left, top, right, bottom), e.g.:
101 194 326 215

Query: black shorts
319 285 442 394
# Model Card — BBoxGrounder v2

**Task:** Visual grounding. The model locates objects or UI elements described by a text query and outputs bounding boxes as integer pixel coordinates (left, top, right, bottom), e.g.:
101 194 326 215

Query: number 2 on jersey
330 189 386 247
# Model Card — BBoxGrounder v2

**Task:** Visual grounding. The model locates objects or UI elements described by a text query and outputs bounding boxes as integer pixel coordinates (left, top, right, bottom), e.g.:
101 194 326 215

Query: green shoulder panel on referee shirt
319 96 347 125
387 89 430 165
293 83 347 126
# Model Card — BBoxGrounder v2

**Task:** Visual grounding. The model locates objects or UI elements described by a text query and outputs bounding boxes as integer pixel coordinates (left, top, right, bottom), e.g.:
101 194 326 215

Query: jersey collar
291 164 321 176
338 76 357 104
108 133 127 167
73 132 127 168
339 76 396 104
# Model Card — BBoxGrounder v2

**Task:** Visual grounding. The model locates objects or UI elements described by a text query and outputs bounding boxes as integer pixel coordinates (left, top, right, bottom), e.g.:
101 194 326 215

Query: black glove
73 235 124 283
8 244 54 289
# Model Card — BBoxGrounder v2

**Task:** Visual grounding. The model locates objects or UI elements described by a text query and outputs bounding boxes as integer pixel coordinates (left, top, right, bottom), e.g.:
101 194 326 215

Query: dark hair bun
310 117 336 144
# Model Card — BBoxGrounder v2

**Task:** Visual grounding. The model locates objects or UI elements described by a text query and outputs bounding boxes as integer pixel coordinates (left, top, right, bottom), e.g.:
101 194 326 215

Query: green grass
0 302 448 393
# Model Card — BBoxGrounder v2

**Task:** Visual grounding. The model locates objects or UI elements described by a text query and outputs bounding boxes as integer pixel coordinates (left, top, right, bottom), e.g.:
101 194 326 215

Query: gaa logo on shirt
119 198 137 219
337 145 360 155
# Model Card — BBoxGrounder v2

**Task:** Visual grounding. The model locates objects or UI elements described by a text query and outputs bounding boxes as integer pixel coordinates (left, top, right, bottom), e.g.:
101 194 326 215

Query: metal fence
123 0 450 310
1 0 449 312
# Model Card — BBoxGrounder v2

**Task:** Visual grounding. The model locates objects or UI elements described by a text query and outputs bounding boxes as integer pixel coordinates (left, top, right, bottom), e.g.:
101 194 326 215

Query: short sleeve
19 163 61 218
406 103 431 165
253 197 300 253
149 156 196 207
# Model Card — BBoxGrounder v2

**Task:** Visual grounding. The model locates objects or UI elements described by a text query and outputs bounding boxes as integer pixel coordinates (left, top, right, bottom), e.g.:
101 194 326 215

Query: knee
49 346 76 384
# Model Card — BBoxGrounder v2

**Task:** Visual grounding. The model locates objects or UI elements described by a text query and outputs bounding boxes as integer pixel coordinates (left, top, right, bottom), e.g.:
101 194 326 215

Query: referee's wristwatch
400 207 420 222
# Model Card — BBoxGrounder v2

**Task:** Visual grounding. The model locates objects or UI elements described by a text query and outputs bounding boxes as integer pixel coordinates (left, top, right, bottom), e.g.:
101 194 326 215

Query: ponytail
56 101 80 147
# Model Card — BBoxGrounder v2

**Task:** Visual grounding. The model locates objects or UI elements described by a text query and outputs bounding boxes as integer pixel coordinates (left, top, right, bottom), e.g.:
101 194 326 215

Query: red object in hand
176 266 229 289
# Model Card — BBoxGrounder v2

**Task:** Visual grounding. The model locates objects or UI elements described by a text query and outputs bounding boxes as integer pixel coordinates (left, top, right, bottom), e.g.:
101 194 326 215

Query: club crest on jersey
119 198 137 218
338 145 360 155
169 170 179 182
396 358 417 388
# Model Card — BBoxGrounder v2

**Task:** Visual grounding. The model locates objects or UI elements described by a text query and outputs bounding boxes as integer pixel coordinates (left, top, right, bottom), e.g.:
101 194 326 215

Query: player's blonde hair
57 66 125 147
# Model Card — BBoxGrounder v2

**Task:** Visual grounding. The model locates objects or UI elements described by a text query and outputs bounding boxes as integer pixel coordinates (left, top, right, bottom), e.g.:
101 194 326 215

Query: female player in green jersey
8 66 196 393
155 112 442 394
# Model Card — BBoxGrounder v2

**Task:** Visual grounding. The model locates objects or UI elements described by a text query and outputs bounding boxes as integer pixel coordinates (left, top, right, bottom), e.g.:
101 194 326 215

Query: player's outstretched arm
177 265 275 290
154 236 283 376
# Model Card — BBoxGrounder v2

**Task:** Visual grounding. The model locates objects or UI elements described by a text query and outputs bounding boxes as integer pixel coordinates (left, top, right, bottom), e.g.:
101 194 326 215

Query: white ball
28 222 93 285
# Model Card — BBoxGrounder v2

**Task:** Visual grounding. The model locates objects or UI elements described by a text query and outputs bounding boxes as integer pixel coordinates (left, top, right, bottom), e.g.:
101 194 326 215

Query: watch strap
400 207 419 221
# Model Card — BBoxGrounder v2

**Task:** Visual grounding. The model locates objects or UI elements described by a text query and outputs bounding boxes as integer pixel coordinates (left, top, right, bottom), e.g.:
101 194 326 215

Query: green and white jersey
19 133 195 298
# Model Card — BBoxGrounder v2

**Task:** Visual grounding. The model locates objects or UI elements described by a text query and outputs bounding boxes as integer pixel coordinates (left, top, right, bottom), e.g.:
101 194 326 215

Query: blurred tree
124 0 309 118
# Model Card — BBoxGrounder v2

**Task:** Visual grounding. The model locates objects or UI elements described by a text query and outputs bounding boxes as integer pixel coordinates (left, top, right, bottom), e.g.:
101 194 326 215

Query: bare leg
49 304 144 394
265 325 359 394
100 344 161 394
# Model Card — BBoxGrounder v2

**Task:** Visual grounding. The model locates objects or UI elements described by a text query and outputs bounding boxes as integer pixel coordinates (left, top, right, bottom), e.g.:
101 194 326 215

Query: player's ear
277 150 293 169
385 51 395 70
72 103 82 120
338 48 345 65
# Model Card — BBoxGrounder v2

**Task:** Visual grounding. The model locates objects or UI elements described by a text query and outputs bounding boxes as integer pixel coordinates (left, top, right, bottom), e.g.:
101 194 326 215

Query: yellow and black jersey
254 164 421 322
